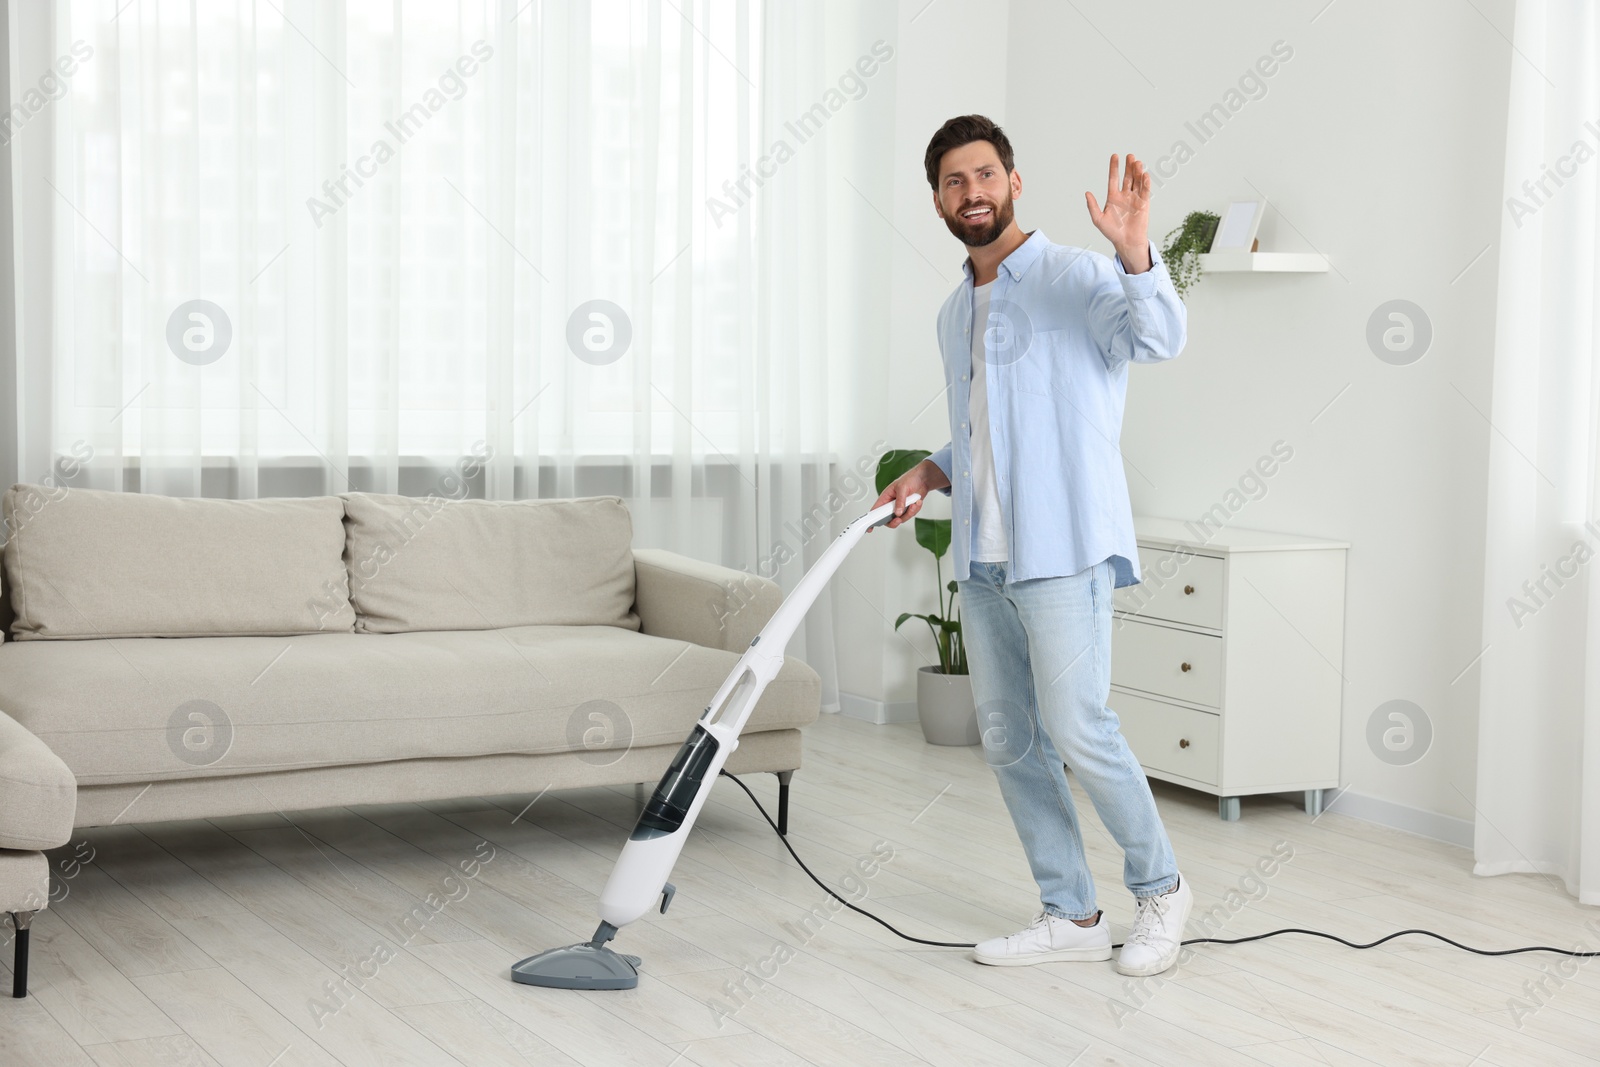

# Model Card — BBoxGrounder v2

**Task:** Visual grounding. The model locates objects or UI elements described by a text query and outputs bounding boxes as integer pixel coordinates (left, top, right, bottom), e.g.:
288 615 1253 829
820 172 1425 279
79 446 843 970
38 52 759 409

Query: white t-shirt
970 280 1009 562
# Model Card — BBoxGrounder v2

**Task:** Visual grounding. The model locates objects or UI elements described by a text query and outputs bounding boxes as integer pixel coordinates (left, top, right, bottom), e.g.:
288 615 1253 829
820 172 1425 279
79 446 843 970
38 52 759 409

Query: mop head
511 922 641 990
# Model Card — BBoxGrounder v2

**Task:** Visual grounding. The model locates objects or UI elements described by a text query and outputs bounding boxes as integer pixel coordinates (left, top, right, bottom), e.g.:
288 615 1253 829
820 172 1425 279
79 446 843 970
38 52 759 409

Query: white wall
834 0 1516 841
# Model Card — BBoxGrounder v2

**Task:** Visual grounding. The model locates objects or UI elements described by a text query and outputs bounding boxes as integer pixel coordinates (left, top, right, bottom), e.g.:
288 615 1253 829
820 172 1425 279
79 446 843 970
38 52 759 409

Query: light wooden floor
3 712 1598 1066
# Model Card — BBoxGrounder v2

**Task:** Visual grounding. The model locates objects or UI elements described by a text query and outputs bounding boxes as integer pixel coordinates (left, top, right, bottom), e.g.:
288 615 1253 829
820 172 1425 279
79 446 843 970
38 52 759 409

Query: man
873 115 1191 977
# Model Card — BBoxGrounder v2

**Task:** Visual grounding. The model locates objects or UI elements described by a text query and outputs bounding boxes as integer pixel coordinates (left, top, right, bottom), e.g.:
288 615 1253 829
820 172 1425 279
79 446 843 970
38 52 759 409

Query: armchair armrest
0 710 76 851
632 549 782 654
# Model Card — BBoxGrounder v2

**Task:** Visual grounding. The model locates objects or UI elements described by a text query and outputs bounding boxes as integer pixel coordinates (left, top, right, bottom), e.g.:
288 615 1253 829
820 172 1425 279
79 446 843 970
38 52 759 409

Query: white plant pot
916 666 979 746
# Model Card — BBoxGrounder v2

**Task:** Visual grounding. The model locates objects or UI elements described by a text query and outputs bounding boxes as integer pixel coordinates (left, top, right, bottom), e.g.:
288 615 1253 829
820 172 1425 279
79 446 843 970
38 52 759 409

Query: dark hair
924 115 1015 191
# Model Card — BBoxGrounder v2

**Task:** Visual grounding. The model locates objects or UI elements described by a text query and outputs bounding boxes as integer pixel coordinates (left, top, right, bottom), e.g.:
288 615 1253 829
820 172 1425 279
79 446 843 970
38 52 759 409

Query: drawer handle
1184 584 1195 595
1179 738 1190 749
1180 662 1192 672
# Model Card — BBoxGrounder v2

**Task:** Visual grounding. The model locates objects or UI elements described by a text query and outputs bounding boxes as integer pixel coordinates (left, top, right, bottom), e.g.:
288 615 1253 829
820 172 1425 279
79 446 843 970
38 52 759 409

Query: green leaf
874 449 932 495
947 579 959 594
914 517 951 559
894 612 913 630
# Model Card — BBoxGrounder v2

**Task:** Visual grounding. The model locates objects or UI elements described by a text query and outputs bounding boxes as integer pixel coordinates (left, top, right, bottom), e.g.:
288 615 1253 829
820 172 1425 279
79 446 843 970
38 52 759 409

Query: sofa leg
775 770 794 836
10 911 35 999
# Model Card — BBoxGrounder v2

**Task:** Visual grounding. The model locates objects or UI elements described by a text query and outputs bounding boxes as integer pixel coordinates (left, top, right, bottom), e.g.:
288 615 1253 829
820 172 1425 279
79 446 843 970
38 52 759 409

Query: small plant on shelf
1160 210 1220 298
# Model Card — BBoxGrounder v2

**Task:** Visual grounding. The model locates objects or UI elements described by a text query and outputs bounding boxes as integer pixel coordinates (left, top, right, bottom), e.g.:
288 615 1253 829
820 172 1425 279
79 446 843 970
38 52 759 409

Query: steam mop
509 493 920 990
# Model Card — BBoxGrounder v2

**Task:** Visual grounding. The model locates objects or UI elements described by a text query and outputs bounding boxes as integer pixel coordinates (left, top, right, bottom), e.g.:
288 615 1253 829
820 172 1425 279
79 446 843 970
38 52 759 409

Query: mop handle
693 492 924 743
596 492 923 929
743 492 923 667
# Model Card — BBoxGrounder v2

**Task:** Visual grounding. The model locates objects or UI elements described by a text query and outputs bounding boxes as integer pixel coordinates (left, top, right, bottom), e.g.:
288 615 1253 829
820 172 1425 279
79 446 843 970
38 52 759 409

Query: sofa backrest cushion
2 485 355 639
341 493 640 633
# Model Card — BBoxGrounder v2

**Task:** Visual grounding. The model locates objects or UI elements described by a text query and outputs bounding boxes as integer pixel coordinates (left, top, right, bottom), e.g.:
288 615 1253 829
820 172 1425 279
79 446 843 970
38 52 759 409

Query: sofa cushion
0 627 819 786
342 493 639 633
2 485 354 639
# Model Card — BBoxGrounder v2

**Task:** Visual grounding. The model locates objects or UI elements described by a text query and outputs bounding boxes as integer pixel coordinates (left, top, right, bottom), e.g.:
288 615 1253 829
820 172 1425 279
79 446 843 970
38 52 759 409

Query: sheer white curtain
1477 0 1600 905
8 0 896 709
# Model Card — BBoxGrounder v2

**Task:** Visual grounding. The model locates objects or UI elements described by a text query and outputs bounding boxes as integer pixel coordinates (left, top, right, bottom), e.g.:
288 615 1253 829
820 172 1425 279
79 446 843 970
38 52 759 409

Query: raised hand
1085 152 1152 274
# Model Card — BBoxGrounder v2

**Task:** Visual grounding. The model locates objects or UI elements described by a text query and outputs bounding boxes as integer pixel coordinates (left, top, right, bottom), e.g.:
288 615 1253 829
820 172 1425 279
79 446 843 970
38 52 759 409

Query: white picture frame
1210 198 1267 252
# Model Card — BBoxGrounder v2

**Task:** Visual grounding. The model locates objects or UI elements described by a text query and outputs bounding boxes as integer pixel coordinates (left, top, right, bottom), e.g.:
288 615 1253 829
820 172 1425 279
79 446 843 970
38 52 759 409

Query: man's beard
943 191 1014 248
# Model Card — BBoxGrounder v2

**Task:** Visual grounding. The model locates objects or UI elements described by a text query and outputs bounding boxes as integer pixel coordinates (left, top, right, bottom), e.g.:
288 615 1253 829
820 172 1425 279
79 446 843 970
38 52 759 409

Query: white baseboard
1313 786 1474 849
837 691 919 725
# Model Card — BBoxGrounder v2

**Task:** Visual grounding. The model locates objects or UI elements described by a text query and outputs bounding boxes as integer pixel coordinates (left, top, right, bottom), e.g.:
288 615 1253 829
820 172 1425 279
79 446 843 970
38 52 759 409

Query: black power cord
718 770 1600 958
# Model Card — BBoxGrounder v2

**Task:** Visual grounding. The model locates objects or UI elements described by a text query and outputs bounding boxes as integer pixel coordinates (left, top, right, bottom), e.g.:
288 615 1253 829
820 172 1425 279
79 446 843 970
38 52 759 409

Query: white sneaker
1115 873 1193 976
972 909 1112 966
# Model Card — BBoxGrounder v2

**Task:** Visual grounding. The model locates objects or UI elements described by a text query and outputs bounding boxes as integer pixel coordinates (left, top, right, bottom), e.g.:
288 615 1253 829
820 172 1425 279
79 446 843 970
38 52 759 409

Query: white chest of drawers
1109 518 1348 820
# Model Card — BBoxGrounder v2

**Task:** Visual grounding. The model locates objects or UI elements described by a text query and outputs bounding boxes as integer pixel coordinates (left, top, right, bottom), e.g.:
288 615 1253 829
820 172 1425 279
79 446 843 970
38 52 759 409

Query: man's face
933 141 1021 248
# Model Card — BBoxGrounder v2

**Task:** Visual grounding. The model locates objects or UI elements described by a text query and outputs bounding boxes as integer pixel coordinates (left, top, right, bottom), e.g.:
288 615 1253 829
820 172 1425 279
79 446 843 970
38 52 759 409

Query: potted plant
1159 209 1220 298
875 449 979 746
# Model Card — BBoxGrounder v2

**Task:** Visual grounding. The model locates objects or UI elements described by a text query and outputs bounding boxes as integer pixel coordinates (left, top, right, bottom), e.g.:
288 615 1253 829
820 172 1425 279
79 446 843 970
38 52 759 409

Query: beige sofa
0 484 819 996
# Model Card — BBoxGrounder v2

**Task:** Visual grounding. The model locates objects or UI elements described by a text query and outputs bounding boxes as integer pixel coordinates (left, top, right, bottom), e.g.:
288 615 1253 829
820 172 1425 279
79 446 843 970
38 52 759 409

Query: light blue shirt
927 229 1187 589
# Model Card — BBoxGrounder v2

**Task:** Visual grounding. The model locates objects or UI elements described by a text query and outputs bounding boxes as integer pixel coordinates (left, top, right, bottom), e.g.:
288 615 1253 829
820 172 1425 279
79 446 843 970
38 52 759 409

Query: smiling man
873 115 1191 977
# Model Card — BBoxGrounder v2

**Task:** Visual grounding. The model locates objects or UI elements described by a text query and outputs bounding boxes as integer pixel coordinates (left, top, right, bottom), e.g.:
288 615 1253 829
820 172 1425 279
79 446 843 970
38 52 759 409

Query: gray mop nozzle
510 921 641 990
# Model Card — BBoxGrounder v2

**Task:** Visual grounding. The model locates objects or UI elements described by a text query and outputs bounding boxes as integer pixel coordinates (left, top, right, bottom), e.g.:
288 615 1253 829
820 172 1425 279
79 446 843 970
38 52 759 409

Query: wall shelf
1198 251 1329 273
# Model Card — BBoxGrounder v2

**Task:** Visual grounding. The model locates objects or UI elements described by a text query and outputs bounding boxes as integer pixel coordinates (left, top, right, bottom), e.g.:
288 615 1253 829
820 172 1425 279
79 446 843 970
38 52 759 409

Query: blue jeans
959 558 1178 921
